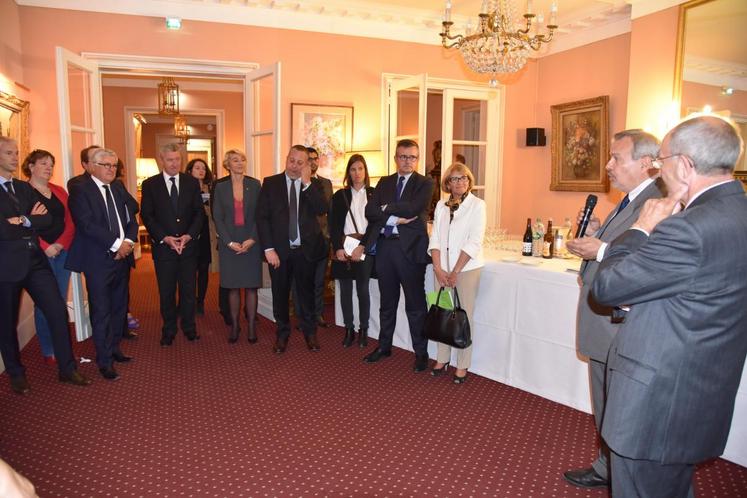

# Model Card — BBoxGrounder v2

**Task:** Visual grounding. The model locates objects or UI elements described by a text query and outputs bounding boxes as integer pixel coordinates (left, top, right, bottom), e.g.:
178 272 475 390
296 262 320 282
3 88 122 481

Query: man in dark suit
257 145 329 353
66 148 138 381
592 116 747 496
563 129 664 489
292 146 333 328
0 137 91 393
140 143 205 346
363 139 434 372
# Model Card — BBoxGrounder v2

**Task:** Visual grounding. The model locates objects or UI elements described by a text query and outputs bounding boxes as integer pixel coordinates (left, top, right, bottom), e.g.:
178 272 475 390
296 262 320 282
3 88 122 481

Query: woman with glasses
186 158 216 316
21 150 75 365
329 154 377 348
212 150 262 343
427 162 486 383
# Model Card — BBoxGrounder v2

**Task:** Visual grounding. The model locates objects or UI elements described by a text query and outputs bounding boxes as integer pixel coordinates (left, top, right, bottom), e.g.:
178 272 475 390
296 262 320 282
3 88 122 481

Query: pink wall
625 6 680 136
682 81 747 117
500 35 631 233
0 0 23 86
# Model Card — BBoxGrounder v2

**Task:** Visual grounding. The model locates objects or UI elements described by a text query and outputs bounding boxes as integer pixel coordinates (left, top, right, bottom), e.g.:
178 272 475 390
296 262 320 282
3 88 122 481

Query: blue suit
66 176 138 369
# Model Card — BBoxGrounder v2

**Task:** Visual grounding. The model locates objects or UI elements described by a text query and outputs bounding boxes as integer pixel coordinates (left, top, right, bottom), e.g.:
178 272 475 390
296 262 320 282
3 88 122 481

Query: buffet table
333 249 747 467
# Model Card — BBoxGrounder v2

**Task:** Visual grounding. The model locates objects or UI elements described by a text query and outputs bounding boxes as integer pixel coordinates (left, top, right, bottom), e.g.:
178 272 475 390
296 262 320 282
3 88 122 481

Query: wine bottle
542 219 554 259
522 218 533 256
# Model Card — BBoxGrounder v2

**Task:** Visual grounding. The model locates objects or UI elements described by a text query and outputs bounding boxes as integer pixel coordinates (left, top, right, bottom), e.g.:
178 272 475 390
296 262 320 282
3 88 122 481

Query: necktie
395 175 405 201
103 185 120 238
169 177 178 211
615 194 630 216
384 176 406 237
4 180 20 212
289 179 298 242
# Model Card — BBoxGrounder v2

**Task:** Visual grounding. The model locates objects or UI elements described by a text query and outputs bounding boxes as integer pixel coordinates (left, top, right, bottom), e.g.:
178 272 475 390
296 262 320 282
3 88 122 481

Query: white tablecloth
334 250 747 467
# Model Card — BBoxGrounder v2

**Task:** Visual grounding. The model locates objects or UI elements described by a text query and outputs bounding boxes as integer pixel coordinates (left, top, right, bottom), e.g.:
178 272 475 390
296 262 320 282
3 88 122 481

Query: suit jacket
212 175 261 247
140 173 205 261
313 175 333 239
0 179 51 282
65 175 139 272
592 180 747 464
256 172 328 262
329 186 378 252
577 178 665 361
365 172 434 264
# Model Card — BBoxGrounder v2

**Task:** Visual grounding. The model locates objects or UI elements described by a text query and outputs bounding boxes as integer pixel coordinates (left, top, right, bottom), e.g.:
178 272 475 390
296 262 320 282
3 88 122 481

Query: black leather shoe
10 376 30 395
160 336 174 347
112 352 133 363
363 349 391 363
122 329 138 340
98 367 120 381
342 327 355 348
563 468 609 489
185 331 200 341
305 334 320 352
273 337 288 353
431 362 450 376
358 329 368 348
59 371 92 386
414 355 429 372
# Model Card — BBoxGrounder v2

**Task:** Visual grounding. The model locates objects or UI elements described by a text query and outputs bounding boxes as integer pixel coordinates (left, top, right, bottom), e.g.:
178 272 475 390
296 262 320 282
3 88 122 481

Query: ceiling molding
628 0 685 20
103 76 244 92
20 0 638 57
683 55 747 92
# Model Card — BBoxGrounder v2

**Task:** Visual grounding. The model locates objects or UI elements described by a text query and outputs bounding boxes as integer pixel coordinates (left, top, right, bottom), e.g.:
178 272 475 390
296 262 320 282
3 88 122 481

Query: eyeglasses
94 162 118 170
448 175 469 183
396 155 419 162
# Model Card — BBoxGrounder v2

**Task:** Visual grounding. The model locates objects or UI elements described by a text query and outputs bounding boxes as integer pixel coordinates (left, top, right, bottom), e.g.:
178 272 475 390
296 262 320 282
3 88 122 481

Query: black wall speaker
526 127 546 147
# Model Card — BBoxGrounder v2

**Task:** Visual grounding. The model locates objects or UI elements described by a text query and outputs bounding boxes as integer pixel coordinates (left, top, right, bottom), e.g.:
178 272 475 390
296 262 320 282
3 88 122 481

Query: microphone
575 194 598 238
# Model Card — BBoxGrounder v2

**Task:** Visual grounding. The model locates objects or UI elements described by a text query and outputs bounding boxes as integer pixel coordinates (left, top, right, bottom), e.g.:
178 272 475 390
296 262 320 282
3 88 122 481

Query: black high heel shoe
430 362 450 377
453 371 468 384
358 329 368 348
342 327 355 348
228 325 240 344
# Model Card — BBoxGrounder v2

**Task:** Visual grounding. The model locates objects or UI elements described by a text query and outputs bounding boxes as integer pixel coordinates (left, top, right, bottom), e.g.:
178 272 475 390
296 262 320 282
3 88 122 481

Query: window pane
71 130 95 177
452 144 486 186
67 64 92 129
452 99 487 142
396 89 420 137
253 134 274 180
255 75 275 131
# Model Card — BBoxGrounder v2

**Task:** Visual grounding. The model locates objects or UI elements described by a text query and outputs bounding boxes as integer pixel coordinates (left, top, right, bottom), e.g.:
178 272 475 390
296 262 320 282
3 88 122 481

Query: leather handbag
424 287 472 349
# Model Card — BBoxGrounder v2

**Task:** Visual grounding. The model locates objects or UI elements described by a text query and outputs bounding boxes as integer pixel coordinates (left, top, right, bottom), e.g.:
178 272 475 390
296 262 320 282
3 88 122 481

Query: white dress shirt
90 175 126 251
344 186 369 235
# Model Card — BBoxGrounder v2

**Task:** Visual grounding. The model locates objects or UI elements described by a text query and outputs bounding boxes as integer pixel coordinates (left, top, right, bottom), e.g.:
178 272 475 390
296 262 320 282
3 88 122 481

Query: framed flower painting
550 96 609 192
291 103 353 185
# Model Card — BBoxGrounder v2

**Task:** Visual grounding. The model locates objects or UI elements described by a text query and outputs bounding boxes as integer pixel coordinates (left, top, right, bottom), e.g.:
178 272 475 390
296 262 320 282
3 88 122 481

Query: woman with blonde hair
427 162 486 383
212 150 262 343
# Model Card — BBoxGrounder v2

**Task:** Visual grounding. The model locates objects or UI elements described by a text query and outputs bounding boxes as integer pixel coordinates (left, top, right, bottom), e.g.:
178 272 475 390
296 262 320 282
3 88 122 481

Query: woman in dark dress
186 158 215 316
212 150 262 343
329 154 377 348
22 150 75 364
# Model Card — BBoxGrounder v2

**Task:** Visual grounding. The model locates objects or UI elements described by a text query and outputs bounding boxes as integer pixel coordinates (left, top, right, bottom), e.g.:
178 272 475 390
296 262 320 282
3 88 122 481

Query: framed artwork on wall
550 95 609 192
0 90 30 165
291 103 353 186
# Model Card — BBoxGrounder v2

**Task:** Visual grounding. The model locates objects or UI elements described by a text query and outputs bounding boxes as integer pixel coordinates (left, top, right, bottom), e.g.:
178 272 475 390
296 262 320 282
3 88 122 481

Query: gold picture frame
0 89 30 163
550 95 609 192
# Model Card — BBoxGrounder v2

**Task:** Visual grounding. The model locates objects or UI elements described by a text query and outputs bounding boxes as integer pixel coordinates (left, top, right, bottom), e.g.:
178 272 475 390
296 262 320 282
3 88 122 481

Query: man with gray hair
67 148 138 380
141 143 205 346
563 129 664 489
592 115 747 496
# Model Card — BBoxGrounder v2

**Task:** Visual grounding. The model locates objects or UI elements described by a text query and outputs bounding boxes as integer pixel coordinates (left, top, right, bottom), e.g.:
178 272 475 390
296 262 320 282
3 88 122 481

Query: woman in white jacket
428 162 486 383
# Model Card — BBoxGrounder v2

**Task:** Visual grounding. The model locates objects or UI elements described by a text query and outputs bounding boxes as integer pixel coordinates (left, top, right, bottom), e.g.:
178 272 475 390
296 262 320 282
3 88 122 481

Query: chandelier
440 0 558 86
174 115 190 144
157 77 180 115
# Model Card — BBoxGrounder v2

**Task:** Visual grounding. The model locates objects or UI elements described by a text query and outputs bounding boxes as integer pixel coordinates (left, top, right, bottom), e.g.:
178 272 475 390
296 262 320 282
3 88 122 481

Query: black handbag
424 287 472 349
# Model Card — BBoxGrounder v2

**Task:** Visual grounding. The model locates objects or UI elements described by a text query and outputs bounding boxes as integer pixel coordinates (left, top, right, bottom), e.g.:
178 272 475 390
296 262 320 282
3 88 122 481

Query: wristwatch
18 215 28 226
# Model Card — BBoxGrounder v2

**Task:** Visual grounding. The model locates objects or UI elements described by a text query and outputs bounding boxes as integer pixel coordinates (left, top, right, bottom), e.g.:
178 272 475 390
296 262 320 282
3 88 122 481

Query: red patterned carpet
1 256 746 497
